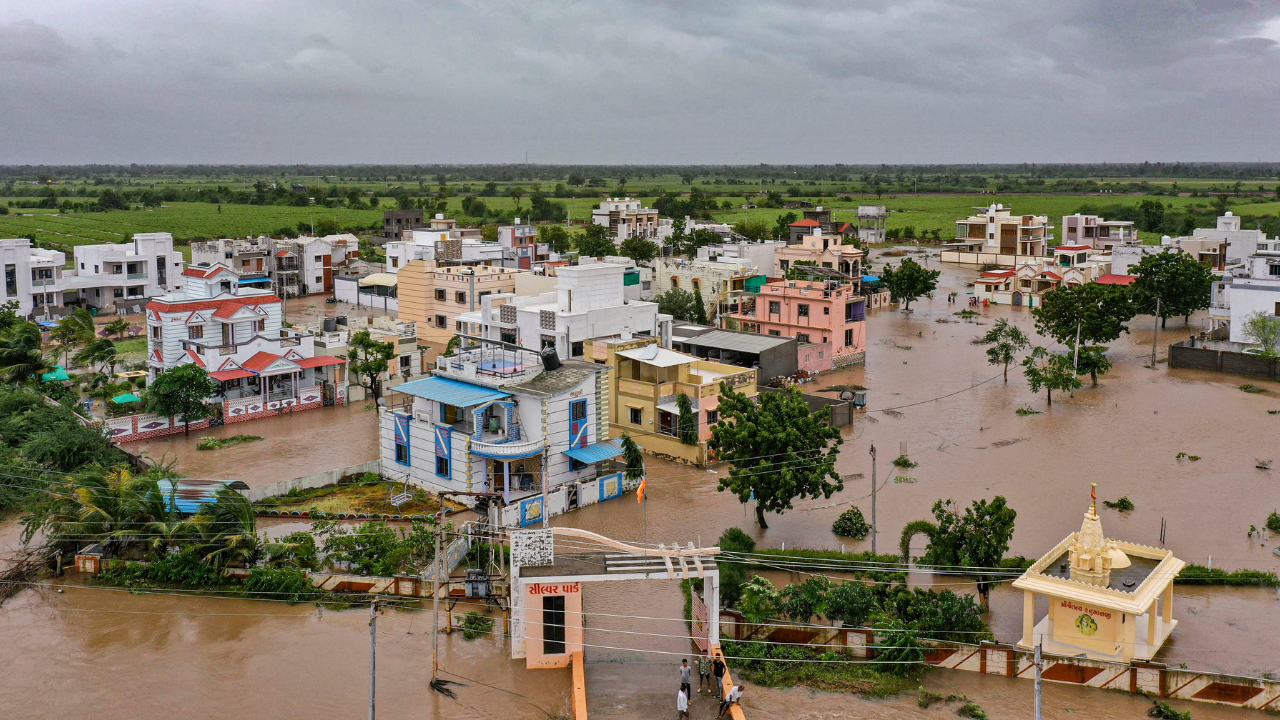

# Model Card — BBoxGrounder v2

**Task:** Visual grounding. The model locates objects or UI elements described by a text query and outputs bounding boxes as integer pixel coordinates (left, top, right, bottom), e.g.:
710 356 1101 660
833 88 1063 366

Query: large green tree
1033 283 1135 346
655 288 697 322
1242 311 1280 358
880 258 940 311
537 224 572 255
0 322 49 384
709 383 844 528
346 330 395 401
144 363 220 436
922 496 1017 610
619 236 658 264
676 393 697 445
575 224 616 257
1021 346 1081 406
975 318 1029 382
691 288 709 325
1131 249 1215 328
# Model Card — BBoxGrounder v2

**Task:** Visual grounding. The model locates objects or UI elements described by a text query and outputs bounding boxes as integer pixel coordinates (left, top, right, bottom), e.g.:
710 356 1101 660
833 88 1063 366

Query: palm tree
193 488 263 568
0 322 51 384
43 467 164 557
52 309 97 367
103 318 130 339
76 337 118 375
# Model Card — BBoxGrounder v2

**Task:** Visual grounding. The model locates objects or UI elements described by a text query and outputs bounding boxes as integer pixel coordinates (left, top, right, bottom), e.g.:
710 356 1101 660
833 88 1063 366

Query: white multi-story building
1210 240 1280 344
458 262 671 360
1 238 67 315
1186 212 1267 267
145 263 348 420
386 229 505 272
697 241 785 276
380 337 628 527
498 221 543 270
576 256 652 302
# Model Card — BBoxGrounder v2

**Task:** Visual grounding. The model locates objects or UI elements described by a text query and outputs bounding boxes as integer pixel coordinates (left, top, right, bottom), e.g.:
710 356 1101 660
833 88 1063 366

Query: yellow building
1013 485 1185 662
394 261 523 359
585 335 756 466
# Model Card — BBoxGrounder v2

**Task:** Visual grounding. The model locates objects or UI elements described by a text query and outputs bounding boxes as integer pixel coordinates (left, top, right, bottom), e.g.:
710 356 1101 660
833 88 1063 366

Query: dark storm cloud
1 0 1278 164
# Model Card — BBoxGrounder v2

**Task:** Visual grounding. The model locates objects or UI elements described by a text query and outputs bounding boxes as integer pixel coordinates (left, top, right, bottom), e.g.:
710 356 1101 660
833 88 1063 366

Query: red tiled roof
147 294 282 315
210 369 254 382
835 222 852 232
181 265 235 279
186 350 205 368
293 355 347 368
790 219 821 227
274 250 291 257
1096 273 1137 286
980 270 1016 278
1040 271 1062 280
241 351 283 373
1056 244 1092 252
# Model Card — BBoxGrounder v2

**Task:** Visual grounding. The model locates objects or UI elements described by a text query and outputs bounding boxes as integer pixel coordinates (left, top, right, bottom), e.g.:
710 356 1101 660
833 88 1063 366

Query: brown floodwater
5 256 1279 716
124 401 379 487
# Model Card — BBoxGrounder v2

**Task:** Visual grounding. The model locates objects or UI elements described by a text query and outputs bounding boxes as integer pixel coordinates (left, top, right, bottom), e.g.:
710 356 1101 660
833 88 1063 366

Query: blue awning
563 440 624 464
861 275 880 282
237 277 271 285
395 375 509 407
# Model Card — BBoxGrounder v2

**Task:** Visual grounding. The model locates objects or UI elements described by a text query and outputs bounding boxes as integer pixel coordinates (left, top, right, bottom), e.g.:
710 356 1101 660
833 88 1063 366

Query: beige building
775 228 865 278
586 335 756 466
394 261 524 357
651 257 762 321
1013 485 1185 662
942 205 1053 265
592 197 670 242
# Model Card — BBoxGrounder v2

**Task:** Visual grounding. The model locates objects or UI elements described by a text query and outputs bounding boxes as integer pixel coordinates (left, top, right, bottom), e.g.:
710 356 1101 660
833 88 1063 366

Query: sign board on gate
691 590 709 652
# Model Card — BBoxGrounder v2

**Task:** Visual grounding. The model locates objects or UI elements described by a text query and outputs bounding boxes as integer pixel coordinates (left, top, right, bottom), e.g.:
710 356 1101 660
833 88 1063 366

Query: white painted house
1 238 67 315
380 338 628 527
145 263 348 422
1210 240 1280 344
456 262 671 359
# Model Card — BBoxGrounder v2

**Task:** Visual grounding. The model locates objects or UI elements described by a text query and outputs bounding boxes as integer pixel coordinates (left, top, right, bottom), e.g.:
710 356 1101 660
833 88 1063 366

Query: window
797 333 810 344
1270 265 1280 277
224 378 241 389
435 314 447 327
571 401 588 421
797 304 810 317
706 409 718 425
435 456 449 476
2 264 13 296
253 320 265 332
570 458 587 472
456 291 467 303
400 355 413 374
113 288 124 298
188 326 204 340
823 306 830 315
440 404 461 424
692 279 700 291
315 276 323 284
500 331 517 344
845 329 854 347
151 325 161 339
435 289 446 301
630 407 643 424
768 330 781 336
670 277 679 288
768 301 780 314
541 336 556 350
395 443 409 465
779 260 789 272
314 255 323 263
390 258 399 269
571 341 584 357
542 595 566 655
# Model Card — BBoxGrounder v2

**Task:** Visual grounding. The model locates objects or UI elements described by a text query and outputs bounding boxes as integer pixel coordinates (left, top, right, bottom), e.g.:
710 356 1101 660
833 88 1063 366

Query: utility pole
1033 642 1043 720
369 598 378 720
1151 297 1161 367
1071 321 1081 398
869 442 877 554
431 523 442 685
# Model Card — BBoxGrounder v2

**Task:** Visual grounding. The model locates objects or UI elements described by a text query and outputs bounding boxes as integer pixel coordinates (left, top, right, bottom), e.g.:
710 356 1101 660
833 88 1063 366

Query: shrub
884 587 990 642
1268 511 1280 534
717 527 756 608
1148 700 1193 720
957 701 989 719
891 455 917 469
97 547 229 589
243 567 320 603
869 614 924 675
832 506 871 539
739 576 780 624
826 581 878 628
460 611 495 640
1103 496 1135 512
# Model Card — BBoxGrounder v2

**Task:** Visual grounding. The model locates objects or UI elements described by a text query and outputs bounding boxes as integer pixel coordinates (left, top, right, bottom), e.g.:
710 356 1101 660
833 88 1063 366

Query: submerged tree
620 432 645 482
975 318 1030 382
676 393 698 445
145 363 219 436
710 383 843 528
1131 249 1214 328
1242 311 1280 358
880 257 940 311
346 330 395 401
1021 347 1081 407
923 496 1017 611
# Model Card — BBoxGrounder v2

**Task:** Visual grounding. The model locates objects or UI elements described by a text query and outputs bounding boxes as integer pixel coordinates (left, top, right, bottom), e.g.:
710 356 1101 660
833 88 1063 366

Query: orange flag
637 478 647 504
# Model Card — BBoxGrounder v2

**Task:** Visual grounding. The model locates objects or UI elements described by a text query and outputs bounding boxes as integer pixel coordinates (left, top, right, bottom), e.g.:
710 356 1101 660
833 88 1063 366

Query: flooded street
3 255 1279 716
125 401 379 487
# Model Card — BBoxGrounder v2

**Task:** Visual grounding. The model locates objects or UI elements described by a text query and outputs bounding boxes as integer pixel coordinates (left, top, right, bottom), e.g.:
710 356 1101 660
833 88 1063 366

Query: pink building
721 279 867 370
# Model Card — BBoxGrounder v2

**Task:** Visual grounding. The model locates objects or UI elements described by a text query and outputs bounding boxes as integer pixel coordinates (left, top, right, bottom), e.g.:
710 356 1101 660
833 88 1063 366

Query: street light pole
869 442 877 555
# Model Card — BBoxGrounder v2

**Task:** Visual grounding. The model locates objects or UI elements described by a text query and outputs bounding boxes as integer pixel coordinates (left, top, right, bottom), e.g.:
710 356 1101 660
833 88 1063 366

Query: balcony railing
470 437 544 459
127 272 148 280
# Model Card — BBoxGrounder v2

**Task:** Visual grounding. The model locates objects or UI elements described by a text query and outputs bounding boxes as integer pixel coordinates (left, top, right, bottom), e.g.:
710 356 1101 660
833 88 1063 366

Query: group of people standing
676 651 742 719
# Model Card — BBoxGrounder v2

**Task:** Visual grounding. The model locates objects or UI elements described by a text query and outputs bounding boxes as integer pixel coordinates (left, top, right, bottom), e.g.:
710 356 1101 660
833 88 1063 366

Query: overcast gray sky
2 1 1279 165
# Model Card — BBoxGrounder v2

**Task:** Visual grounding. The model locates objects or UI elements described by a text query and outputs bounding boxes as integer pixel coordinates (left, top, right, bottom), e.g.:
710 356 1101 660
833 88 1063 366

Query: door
1012 291 1023 307
569 399 588 448
543 595 566 655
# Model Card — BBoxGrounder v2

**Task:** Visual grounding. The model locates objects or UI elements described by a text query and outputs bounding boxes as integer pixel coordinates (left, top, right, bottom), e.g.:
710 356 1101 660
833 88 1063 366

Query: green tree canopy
620 432 645 481
1242 311 1280 358
537 224 572 255
676 393 697 445
346 330 395 401
880 258 940 311
655 288 697 322
575 224 616 257
709 383 844 528
691 287 709 325
922 496 1017 610
144 363 220 435
1021 346 1081 406
975 318 1030 382
0 322 49 384
619 236 658 264
1131 249 1215 328
1033 282 1135 346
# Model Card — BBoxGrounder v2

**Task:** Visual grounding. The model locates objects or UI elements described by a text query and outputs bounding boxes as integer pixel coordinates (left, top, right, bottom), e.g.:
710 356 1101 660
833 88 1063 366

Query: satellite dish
376 397 387 407
839 391 855 402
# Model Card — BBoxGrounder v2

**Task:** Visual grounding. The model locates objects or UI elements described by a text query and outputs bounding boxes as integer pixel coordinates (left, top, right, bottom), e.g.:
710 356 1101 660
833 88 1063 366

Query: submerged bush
832 506 871 539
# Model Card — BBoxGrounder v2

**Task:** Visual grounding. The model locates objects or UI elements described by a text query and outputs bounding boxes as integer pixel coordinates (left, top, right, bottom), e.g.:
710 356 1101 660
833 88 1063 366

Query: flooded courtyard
4 255 1279 716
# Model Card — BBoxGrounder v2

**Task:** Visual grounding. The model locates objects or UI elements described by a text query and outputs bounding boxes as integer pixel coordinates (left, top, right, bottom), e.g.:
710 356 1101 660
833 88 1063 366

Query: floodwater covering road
2 254 1278 717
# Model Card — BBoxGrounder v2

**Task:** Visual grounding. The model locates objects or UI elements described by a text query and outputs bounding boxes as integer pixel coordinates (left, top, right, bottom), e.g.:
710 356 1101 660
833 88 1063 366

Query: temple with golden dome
1013 484 1186 662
